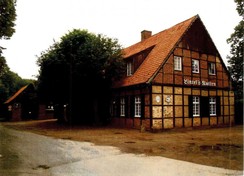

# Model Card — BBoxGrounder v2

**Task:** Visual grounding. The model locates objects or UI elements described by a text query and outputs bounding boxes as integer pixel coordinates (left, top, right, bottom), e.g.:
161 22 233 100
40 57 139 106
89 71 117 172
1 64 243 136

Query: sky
1 0 242 79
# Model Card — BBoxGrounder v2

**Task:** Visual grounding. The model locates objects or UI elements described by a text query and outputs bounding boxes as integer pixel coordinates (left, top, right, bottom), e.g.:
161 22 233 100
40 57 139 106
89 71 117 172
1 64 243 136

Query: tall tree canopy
0 0 17 75
0 0 17 39
227 0 243 100
37 29 125 124
0 0 27 105
226 0 243 123
0 0 34 112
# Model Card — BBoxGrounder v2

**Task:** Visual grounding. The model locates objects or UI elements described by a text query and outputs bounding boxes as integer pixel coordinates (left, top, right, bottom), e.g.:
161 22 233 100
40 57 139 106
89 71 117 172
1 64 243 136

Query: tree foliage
227 0 244 103
234 0 244 17
0 0 17 39
226 0 243 123
0 0 17 76
0 1 34 109
37 29 125 124
227 20 243 81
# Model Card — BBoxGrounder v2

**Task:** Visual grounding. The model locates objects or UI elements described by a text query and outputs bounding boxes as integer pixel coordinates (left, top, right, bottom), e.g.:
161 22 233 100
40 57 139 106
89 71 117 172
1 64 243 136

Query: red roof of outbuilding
114 15 199 88
4 84 30 104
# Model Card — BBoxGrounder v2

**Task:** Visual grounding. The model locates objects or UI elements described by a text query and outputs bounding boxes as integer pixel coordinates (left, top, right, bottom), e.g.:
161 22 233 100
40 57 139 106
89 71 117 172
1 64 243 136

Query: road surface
0 124 242 176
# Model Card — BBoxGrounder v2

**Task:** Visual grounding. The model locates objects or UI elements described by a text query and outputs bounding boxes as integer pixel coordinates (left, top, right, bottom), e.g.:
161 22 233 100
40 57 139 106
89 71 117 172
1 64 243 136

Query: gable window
120 97 125 116
209 97 216 116
193 96 200 116
192 59 199 73
208 63 216 75
127 61 133 76
134 96 141 117
174 56 182 71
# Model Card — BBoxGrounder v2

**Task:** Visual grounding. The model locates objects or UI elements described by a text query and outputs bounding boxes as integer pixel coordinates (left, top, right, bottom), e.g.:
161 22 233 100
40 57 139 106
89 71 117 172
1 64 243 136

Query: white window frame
208 63 216 75
120 97 125 117
134 96 141 117
209 97 216 116
193 96 200 117
174 56 182 71
192 59 199 73
127 62 132 76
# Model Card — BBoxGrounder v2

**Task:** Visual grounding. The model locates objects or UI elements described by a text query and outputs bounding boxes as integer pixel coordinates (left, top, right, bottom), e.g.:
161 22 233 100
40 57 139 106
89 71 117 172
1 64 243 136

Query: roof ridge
151 14 199 39
123 15 198 58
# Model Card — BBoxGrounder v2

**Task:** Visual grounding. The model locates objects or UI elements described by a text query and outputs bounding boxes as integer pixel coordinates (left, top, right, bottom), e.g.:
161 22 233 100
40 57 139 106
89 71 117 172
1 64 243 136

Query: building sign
184 79 216 86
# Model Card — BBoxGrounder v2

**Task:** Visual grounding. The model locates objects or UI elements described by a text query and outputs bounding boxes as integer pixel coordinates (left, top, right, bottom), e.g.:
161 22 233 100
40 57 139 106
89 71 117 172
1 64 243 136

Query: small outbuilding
111 15 234 130
3 84 38 121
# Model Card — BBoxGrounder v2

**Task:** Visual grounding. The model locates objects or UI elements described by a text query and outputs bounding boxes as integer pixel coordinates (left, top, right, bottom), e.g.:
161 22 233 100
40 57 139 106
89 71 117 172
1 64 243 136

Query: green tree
0 0 17 39
0 0 33 110
234 0 244 16
226 0 243 123
0 0 17 75
37 29 125 124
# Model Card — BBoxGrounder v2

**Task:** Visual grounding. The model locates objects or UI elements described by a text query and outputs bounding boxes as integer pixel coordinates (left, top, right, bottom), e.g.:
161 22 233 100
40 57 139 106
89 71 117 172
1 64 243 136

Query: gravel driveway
0 124 242 176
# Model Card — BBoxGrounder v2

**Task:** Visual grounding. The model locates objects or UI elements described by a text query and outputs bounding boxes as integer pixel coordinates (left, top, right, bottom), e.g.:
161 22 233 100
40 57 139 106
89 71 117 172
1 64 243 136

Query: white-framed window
209 97 216 116
134 96 141 117
193 96 200 116
120 97 125 116
192 59 199 73
208 63 216 75
174 56 182 71
127 61 132 76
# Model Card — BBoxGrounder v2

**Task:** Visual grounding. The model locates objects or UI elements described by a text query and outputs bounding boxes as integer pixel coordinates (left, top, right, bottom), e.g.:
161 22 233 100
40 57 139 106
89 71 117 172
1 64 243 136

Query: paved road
0 124 243 176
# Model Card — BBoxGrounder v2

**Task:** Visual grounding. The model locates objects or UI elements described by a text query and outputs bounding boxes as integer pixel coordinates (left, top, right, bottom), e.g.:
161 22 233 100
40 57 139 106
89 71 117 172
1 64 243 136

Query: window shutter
130 95 135 118
200 97 209 117
188 96 193 118
216 96 221 116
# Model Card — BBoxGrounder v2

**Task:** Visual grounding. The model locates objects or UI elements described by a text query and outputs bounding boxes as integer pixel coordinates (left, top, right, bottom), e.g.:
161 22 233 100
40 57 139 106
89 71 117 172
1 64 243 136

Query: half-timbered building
111 15 235 130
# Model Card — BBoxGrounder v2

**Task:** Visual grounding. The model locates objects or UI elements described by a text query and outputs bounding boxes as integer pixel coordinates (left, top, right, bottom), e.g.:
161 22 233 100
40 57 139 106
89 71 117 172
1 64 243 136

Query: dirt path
2 119 243 171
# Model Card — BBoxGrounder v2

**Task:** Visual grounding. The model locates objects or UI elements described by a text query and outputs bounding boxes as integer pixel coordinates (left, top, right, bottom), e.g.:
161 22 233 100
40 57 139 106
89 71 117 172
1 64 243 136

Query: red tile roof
114 15 199 88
